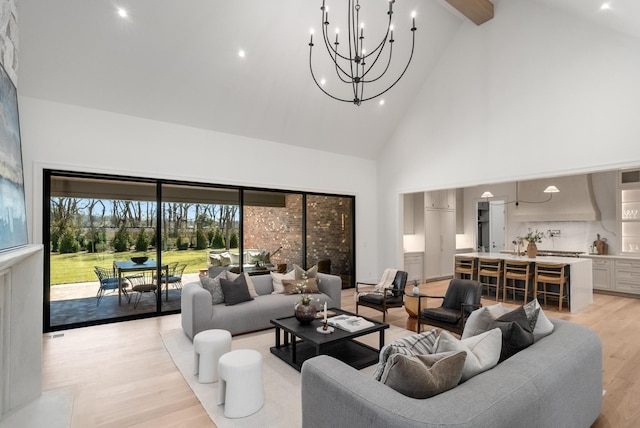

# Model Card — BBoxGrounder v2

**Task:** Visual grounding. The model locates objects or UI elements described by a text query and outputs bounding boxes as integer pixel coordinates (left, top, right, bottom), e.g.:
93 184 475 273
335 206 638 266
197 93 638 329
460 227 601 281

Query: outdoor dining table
113 259 169 306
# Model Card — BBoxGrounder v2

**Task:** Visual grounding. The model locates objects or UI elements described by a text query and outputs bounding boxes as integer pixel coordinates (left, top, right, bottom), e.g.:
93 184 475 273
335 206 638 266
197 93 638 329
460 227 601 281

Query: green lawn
50 249 213 285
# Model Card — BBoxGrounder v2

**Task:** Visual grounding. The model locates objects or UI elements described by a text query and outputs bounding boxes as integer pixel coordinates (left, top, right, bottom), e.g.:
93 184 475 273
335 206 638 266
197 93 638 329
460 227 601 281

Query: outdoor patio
49 273 200 327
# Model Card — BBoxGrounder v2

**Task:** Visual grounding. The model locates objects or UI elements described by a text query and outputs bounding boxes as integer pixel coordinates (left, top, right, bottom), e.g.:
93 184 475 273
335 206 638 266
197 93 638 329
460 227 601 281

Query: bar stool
455 256 477 280
535 262 569 312
503 260 534 304
478 258 503 301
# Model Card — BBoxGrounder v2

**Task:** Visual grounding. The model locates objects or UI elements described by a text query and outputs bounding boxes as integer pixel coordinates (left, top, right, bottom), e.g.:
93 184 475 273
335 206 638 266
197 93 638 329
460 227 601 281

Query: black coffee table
270 308 389 371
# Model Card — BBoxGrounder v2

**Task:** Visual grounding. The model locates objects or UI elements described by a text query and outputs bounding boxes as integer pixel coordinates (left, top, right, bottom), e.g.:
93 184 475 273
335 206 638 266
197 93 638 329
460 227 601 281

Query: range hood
511 174 601 222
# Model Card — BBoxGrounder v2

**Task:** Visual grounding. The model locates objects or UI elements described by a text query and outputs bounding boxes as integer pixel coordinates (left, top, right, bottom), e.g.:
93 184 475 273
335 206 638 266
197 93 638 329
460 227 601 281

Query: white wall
378 0 640 274
18 97 380 281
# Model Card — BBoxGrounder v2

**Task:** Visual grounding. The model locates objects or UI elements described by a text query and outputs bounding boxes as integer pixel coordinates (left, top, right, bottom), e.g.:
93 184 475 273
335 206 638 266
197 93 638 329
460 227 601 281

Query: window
43 170 354 332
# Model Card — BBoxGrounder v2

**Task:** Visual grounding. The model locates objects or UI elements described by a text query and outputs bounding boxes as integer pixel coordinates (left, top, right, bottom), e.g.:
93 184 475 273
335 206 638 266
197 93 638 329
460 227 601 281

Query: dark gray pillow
491 306 535 362
220 275 253 306
379 351 466 399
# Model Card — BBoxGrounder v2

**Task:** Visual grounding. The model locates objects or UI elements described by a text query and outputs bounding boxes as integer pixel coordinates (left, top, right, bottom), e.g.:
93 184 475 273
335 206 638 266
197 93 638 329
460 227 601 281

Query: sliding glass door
44 171 355 332
159 184 240 312
243 190 304 274
47 174 158 328
306 195 354 288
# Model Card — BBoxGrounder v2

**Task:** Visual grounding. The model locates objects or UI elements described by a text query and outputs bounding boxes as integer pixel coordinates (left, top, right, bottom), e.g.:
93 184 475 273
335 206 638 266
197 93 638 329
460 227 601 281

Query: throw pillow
282 278 320 295
270 270 295 294
528 299 554 341
379 351 466 399
522 299 541 332
225 271 259 298
293 264 318 280
461 303 509 339
219 252 231 267
434 328 502 382
491 306 536 362
200 271 226 305
372 329 438 381
208 254 222 267
220 275 253 306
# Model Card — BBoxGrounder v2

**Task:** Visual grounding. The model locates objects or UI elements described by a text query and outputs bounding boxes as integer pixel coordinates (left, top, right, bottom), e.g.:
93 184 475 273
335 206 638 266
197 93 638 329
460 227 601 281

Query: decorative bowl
131 256 149 264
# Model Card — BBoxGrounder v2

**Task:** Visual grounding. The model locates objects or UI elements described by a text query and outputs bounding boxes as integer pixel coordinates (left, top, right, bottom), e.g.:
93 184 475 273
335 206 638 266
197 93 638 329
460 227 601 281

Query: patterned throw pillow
373 329 438 381
282 278 320 295
200 271 226 305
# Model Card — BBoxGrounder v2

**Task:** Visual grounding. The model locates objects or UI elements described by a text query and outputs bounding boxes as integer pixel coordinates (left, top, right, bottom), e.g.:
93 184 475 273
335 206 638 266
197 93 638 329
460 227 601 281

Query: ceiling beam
445 0 494 26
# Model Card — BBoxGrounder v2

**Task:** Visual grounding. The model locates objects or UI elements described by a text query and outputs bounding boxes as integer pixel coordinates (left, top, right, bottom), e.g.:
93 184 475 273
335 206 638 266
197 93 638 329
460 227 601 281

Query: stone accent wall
0 0 18 85
244 194 353 287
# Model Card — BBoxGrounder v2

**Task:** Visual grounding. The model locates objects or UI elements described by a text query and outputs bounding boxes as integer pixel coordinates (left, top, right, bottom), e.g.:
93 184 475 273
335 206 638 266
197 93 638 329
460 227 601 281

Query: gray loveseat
301 319 602 428
181 271 342 339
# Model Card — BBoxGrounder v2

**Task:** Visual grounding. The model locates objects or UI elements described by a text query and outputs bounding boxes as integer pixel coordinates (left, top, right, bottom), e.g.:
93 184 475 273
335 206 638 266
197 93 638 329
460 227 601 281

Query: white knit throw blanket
355 268 399 302
374 268 398 292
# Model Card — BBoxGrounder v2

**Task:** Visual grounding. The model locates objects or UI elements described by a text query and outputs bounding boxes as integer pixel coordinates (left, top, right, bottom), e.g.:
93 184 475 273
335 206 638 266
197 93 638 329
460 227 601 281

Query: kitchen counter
455 252 593 313
580 253 640 260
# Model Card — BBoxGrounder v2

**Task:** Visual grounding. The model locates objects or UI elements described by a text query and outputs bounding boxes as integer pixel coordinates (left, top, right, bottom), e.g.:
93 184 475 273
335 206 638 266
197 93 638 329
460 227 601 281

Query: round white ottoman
193 329 232 383
217 349 264 418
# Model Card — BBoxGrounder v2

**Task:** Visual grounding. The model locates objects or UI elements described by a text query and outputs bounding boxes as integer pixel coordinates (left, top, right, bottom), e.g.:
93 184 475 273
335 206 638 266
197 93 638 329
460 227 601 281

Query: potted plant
519 229 544 258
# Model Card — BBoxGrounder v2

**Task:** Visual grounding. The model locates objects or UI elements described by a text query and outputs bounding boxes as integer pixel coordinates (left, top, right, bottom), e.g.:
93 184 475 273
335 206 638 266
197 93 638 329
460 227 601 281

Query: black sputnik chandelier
308 0 417 106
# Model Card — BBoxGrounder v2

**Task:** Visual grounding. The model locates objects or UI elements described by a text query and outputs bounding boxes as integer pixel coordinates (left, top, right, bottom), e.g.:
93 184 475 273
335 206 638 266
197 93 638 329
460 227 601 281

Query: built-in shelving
620 181 640 255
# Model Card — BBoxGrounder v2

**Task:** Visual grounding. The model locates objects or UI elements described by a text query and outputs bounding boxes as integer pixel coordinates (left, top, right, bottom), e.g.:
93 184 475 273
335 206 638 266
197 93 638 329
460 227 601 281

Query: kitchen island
456 252 593 313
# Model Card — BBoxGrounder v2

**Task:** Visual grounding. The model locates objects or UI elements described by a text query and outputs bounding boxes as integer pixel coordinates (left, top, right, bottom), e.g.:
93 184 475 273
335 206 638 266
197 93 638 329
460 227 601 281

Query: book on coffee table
327 315 375 332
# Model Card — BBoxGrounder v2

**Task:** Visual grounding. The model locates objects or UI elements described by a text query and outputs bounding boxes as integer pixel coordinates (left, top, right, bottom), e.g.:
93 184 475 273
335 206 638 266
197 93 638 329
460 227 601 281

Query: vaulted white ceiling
16 0 640 160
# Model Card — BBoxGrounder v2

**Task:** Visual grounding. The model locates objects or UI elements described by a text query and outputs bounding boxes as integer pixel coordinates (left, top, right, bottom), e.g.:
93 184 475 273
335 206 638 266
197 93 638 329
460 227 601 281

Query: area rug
160 324 411 428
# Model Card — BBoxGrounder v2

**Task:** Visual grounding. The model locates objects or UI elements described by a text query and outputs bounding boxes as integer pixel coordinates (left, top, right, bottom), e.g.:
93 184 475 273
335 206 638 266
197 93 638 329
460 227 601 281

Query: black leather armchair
417 279 482 335
356 270 408 322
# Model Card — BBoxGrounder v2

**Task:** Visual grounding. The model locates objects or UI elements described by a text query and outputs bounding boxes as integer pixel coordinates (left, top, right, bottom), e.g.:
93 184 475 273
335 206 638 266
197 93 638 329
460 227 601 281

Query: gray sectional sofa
181 270 342 339
301 319 602 428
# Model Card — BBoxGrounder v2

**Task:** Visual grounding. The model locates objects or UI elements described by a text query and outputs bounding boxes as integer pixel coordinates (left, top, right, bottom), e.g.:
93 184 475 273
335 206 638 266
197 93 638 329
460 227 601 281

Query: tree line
50 197 239 254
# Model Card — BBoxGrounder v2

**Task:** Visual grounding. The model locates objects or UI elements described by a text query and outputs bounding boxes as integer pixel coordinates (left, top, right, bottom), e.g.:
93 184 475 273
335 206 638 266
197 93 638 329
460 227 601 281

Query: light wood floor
42 280 640 427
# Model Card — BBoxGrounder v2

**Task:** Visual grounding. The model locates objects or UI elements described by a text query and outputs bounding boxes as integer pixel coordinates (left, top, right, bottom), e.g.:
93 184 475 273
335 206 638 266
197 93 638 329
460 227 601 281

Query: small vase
294 302 317 324
527 242 538 258
412 285 420 296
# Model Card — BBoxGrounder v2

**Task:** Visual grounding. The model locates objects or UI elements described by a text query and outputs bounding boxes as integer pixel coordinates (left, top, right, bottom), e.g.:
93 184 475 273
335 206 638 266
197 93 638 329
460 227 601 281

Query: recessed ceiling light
117 7 128 18
320 78 326 86
379 99 385 106
600 2 611 11
238 50 246 58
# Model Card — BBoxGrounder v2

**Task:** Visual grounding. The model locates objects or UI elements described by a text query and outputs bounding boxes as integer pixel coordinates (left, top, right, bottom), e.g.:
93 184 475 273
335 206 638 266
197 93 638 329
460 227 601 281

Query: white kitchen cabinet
614 258 640 294
403 194 414 235
424 209 456 280
424 189 456 210
581 256 612 290
580 255 640 295
403 252 424 284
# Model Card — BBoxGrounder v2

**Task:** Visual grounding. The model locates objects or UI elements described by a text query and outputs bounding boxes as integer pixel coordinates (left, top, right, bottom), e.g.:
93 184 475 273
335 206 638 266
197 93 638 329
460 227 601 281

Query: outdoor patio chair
126 270 159 309
94 266 129 306
166 263 187 291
